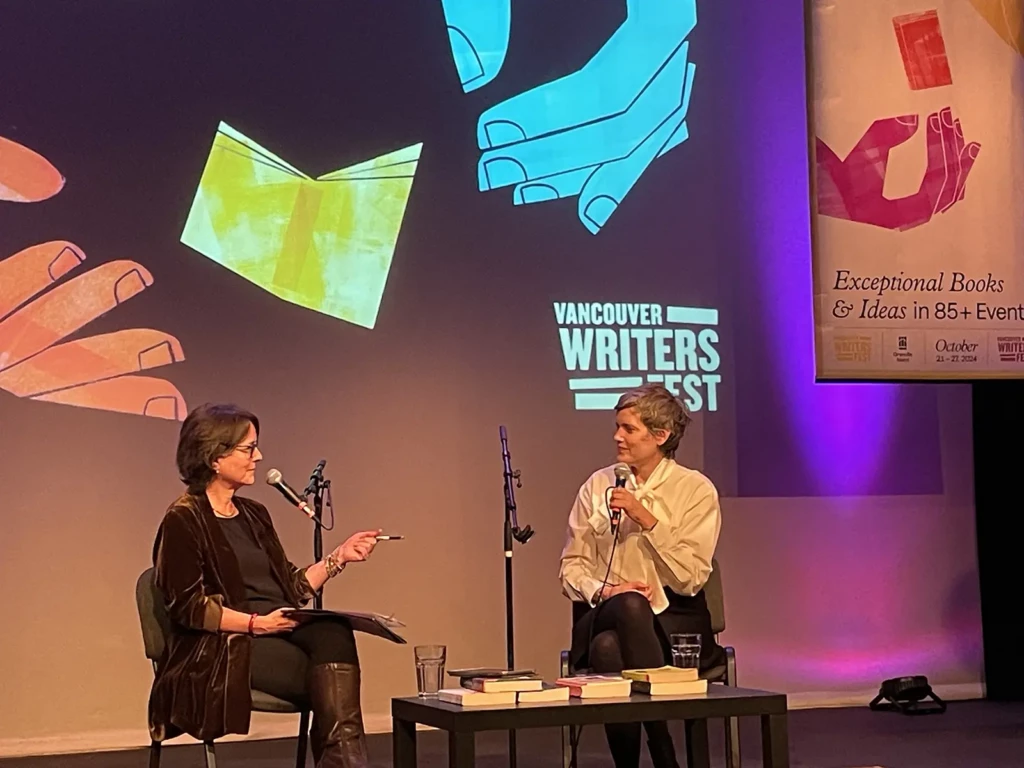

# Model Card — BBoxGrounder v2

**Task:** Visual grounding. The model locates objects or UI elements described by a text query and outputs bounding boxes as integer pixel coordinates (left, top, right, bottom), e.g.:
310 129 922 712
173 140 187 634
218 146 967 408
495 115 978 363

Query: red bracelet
248 613 258 636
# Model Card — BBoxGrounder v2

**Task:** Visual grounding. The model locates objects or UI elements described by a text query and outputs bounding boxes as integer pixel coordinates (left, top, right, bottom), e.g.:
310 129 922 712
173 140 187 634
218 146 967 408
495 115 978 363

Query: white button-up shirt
558 458 721 615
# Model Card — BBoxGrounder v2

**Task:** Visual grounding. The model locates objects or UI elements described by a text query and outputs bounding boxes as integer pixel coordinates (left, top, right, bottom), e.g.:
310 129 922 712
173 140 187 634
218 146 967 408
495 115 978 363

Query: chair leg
724 717 741 768
148 741 161 768
724 647 740 768
560 650 572 768
563 725 584 768
203 740 217 768
296 709 310 768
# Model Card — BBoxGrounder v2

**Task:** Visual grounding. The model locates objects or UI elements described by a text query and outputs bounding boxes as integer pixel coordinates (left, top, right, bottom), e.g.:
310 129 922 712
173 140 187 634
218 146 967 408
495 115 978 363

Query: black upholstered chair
135 568 310 768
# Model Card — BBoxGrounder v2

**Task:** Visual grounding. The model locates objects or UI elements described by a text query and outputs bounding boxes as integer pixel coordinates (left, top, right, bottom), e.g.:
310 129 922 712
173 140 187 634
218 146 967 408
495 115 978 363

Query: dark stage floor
3 701 1022 768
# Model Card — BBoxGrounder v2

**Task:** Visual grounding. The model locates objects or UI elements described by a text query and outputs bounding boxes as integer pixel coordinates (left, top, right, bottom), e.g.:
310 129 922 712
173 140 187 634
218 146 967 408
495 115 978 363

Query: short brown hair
615 384 691 458
177 403 260 492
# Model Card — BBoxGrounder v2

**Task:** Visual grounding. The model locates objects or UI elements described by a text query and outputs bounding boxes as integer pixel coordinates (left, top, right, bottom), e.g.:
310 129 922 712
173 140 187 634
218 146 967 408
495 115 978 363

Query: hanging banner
810 0 1024 379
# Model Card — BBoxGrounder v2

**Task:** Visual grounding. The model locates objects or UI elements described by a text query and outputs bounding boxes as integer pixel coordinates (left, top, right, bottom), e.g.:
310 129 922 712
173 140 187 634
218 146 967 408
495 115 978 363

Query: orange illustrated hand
0 136 65 202
1 137 188 420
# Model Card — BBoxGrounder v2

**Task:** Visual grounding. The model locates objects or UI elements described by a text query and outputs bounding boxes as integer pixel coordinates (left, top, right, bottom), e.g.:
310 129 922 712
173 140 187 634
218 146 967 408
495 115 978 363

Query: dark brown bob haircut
177 403 260 493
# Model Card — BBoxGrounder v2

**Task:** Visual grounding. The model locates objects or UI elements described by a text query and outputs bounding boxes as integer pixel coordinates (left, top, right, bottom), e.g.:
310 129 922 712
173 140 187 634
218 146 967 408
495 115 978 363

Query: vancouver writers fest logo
997 336 1024 363
553 302 722 411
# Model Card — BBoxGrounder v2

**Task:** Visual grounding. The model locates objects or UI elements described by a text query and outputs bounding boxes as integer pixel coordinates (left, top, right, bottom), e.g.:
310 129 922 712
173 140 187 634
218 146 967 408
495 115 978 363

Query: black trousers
250 618 359 705
570 590 725 768
571 588 725 672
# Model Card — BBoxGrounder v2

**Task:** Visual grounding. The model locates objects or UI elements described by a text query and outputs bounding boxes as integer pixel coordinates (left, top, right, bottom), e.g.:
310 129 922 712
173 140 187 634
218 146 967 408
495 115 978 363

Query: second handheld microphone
610 464 630 530
266 468 315 519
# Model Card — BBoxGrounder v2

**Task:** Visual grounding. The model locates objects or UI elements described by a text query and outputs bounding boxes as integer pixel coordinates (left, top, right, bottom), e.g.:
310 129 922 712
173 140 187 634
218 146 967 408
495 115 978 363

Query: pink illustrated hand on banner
816 107 981 231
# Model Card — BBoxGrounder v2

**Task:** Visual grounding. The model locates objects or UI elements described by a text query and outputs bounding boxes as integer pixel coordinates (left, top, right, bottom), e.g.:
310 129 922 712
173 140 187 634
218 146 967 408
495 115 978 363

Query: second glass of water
414 644 446 697
670 633 701 669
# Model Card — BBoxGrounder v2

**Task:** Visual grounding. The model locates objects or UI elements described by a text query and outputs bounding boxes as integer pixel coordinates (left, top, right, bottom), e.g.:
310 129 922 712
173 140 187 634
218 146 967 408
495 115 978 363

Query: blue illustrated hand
441 0 698 234
440 0 511 93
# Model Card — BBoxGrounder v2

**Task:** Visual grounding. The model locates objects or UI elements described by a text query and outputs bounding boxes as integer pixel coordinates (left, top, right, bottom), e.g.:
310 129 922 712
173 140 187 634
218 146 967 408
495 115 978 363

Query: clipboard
283 609 407 644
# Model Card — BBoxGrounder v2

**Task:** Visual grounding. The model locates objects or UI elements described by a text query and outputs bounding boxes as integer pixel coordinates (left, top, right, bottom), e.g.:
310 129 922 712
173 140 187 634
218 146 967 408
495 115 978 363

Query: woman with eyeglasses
149 403 380 768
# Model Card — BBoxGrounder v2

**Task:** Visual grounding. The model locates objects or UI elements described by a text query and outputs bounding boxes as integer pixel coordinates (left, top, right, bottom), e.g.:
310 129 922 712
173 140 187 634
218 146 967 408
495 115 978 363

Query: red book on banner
893 10 953 90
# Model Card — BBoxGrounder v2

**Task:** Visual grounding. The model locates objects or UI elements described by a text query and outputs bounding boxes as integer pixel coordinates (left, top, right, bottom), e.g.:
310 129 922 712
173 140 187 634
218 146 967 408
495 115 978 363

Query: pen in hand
375 535 404 541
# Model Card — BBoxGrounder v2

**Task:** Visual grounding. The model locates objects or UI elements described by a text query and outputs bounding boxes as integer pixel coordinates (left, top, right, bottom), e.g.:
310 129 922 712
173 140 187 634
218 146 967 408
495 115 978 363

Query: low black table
392 685 788 767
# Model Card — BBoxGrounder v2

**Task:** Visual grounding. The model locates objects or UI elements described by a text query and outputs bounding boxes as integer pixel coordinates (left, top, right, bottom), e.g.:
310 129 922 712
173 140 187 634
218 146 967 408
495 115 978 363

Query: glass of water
414 645 446 697
670 633 701 669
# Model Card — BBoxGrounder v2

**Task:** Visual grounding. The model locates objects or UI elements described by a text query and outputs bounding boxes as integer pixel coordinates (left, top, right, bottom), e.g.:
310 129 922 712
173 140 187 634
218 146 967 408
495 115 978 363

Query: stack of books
622 666 708 696
436 666 707 705
437 669 570 707
554 674 633 698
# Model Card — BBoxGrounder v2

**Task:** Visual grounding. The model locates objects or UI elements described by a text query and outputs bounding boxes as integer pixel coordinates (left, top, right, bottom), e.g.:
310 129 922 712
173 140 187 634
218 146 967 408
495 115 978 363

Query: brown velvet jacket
148 493 315 742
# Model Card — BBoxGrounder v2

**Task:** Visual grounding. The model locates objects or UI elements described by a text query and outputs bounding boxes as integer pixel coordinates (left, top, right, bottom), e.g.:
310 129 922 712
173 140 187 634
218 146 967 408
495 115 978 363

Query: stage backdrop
811 0 1024 379
0 0 982 755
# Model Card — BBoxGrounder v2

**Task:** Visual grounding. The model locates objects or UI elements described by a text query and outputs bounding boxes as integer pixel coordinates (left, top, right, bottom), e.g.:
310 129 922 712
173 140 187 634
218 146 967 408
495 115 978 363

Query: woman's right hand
604 581 652 601
252 608 299 636
333 529 382 564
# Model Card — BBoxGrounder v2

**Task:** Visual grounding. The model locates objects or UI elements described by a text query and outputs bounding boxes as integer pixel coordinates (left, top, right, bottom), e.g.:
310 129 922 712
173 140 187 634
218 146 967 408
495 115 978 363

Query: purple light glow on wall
742 3 900 497
748 638 969 686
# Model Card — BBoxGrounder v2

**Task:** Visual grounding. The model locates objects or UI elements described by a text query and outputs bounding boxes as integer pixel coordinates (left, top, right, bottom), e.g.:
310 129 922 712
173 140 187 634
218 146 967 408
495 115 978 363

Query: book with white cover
462 676 543 693
517 684 571 703
555 675 632 698
437 688 517 707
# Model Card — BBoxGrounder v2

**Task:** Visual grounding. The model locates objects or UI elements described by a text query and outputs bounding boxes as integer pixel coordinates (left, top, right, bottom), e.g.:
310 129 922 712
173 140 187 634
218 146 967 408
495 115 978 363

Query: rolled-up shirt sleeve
154 509 224 633
558 482 606 606
641 480 720 596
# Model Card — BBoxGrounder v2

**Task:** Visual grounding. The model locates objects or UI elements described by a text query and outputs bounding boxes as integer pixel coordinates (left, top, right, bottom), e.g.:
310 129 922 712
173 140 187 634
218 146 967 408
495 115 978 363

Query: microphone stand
305 460 328 610
499 426 534 768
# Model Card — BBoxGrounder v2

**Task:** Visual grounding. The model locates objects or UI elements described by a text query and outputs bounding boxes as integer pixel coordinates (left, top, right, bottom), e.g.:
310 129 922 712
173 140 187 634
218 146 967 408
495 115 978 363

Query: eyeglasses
233 442 259 458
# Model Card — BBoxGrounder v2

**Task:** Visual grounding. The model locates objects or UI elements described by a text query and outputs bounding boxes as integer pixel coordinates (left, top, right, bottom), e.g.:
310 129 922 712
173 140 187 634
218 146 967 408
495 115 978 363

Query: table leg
392 718 417 767
761 712 790 768
684 718 711 768
448 730 475 768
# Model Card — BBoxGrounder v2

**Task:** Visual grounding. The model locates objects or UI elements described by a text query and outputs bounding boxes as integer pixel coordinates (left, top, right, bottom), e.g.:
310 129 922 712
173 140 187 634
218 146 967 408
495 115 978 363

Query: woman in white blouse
559 383 724 768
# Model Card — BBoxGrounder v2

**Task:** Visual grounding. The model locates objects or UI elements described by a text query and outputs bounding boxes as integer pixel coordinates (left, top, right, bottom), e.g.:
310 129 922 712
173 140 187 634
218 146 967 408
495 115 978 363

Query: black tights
250 619 359 704
574 593 676 768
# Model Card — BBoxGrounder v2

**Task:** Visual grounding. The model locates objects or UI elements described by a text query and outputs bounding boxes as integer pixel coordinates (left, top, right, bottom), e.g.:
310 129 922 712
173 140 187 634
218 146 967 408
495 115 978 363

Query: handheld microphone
610 464 630 530
266 468 315 519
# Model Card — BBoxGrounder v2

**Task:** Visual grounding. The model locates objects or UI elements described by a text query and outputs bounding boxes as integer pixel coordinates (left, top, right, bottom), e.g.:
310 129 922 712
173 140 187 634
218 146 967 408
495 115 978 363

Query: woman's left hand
608 489 657 530
333 529 382 564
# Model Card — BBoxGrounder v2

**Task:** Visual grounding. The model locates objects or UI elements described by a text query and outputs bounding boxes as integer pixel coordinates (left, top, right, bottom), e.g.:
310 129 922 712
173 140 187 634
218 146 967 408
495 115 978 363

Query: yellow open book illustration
181 122 422 329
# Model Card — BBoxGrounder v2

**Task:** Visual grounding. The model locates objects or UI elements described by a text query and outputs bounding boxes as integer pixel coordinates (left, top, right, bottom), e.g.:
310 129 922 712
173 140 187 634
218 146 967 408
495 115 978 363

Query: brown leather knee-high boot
308 662 369 768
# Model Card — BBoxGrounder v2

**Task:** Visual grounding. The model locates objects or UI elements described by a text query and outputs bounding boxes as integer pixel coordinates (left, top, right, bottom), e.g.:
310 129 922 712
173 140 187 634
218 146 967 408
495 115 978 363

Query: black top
217 514 290 615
